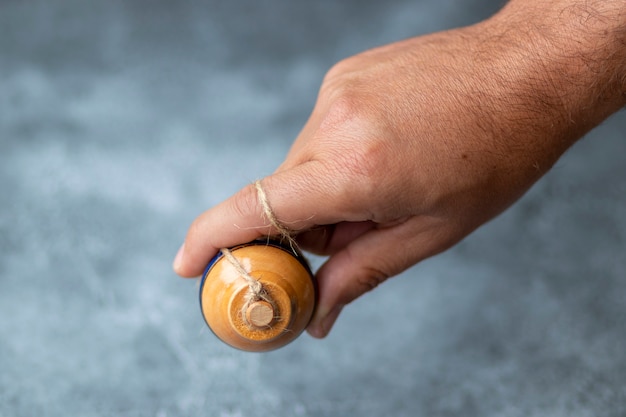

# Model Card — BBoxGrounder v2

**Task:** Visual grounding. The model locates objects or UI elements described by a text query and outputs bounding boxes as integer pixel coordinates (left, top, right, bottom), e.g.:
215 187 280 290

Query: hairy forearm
491 0 626 131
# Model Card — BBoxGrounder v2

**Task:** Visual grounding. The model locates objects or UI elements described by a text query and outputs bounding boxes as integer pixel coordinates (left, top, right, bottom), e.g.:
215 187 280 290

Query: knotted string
220 179 296 326
220 247 273 305
253 179 297 250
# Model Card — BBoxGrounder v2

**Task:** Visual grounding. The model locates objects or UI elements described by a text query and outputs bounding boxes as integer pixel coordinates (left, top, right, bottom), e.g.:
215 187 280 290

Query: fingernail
173 243 185 273
308 305 343 338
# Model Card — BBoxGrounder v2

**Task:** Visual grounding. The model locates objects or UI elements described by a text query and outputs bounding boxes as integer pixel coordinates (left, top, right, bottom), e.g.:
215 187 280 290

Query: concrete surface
1 1 625 416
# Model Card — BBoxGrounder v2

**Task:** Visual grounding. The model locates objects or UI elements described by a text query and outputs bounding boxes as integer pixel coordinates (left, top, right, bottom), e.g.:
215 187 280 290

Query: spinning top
199 240 317 352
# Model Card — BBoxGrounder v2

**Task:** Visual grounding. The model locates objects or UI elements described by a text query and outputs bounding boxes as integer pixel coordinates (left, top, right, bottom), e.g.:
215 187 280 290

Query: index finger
173 161 356 277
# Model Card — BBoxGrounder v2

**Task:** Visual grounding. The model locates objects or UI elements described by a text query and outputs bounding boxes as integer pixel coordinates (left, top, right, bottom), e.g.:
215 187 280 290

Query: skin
174 0 626 338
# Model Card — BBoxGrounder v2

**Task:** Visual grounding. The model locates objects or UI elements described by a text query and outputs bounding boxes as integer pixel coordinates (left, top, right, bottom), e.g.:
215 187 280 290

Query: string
219 179 294 326
254 179 297 250
220 248 273 306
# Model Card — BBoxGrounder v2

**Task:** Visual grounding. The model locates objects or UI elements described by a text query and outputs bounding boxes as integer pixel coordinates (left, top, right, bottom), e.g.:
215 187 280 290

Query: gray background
1 0 625 416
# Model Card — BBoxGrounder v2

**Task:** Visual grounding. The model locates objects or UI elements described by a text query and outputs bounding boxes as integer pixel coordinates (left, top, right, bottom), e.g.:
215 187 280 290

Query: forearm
488 0 626 139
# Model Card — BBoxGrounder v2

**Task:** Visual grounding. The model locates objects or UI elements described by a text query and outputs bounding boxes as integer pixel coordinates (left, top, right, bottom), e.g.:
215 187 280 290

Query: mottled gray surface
1 1 625 416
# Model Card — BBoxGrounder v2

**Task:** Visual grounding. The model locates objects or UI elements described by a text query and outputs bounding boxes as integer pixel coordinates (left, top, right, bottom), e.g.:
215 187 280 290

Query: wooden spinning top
199 240 316 352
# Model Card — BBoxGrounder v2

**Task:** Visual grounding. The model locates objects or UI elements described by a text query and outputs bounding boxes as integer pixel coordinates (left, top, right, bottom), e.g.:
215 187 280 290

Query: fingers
296 221 377 255
306 216 458 338
173 182 268 277
173 161 354 278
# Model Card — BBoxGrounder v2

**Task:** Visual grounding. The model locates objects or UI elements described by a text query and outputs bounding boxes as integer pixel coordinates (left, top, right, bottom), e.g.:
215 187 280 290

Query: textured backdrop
1 1 625 416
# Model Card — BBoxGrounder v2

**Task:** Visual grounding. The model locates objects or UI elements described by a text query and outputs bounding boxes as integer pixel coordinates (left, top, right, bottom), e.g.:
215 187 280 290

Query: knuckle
323 57 358 86
356 265 391 294
318 91 368 134
314 62 402 221
313 105 385 208
324 139 391 219
336 247 393 304
319 65 374 133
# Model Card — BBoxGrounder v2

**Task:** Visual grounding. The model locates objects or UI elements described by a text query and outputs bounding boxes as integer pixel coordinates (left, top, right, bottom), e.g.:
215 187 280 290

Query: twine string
220 179 295 326
254 179 297 250
220 248 262 295
221 247 275 328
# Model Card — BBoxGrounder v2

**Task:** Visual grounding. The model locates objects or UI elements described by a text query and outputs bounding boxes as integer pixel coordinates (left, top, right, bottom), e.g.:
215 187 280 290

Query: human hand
174 1 626 338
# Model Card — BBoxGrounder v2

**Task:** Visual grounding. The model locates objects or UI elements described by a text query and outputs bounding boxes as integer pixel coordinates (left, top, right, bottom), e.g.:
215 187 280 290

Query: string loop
254 179 297 249
220 179 296 327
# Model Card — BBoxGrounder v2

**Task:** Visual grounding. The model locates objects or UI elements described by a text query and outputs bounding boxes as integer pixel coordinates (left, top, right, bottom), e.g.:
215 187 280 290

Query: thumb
173 161 348 277
306 216 454 338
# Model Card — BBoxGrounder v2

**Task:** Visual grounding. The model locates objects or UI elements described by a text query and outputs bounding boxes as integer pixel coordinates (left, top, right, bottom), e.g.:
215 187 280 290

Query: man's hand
174 0 626 338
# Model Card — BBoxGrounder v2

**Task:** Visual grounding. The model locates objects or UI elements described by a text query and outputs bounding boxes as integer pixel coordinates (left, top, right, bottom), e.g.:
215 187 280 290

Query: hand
174 2 625 338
